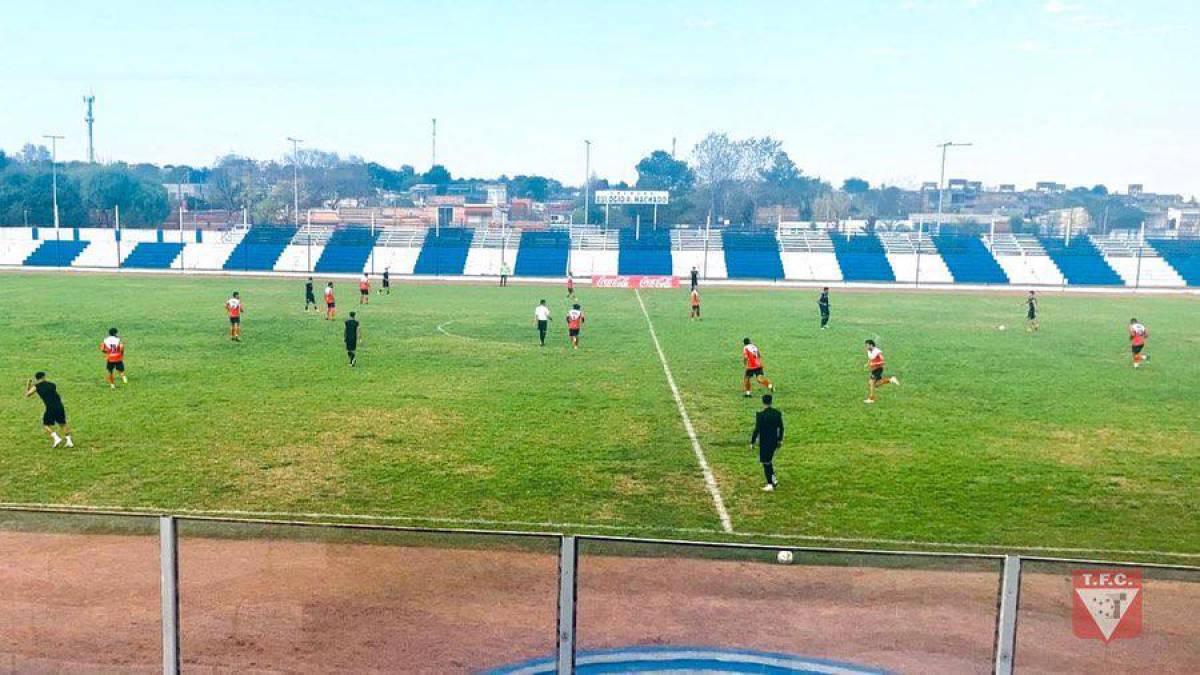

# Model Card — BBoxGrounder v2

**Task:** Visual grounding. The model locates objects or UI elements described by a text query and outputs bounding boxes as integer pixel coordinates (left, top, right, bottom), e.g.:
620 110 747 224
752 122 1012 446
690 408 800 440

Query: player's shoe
52 437 62 448
121 375 128 384
890 376 899 385
743 391 752 397
768 384 775 392
65 438 73 448
761 484 774 492
864 398 875 404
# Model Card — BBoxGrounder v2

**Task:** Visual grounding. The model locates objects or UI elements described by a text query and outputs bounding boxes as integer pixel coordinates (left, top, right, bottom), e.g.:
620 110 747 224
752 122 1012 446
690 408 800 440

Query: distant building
485 184 508 206
509 198 534 220
1128 184 1144 196
1166 207 1200 234
755 205 801 224
1036 207 1090 233
1035 182 1066 194
164 183 206 202
998 184 1016 193
920 181 938 192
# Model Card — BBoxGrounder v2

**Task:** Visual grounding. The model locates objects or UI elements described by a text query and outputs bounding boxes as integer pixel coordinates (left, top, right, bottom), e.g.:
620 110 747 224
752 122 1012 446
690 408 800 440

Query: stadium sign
591 275 679 289
593 190 669 205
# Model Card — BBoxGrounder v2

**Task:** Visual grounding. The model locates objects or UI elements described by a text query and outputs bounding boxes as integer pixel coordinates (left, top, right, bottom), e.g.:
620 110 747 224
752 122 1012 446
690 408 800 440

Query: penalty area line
634 288 734 533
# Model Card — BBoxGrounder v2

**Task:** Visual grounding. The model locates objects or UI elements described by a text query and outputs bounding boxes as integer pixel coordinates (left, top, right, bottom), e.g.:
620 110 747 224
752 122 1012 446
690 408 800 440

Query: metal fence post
993 555 1022 675
159 516 181 675
556 535 578 674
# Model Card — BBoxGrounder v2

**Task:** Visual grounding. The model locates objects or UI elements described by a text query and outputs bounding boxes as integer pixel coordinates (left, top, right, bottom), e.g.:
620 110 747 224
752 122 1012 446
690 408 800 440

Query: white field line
1 501 1198 561
435 319 474 340
634 288 734 533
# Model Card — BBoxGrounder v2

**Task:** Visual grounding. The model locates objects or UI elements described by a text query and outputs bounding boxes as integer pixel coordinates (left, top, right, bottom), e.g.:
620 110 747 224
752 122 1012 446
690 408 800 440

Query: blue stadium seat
514 230 569 277
123 242 184 269
618 229 672 275
24 240 91 267
1037 236 1123 285
413 228 474 275
931 235 1008 284
223 226 297 271
829 233 895 282
722 231 784 279
314 227 380 273
1149 239 1200 286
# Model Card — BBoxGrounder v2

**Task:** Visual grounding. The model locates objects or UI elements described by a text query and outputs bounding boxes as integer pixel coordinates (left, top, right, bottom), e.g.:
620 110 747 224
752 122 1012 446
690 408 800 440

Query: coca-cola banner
591 275 680 289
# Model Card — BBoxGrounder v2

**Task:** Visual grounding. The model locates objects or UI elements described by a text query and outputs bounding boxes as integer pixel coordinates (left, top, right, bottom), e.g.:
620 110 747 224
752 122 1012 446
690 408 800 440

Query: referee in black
305 277 317 311
818 287 830 329
344 311 361 367
750 393 784 491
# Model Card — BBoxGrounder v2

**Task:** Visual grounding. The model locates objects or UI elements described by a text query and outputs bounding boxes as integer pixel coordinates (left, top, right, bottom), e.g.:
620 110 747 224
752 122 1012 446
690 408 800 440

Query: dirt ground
0 530 1196 674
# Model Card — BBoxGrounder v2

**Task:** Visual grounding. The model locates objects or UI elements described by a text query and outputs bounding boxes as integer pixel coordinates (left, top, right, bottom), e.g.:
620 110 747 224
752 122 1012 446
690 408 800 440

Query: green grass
0 272 1197 561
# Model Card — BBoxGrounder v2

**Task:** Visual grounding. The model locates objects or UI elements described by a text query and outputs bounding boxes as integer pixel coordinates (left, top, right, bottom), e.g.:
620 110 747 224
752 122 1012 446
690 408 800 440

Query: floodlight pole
287 137 303 226
584 140 591 226
923 140 972 286
43 135 64 234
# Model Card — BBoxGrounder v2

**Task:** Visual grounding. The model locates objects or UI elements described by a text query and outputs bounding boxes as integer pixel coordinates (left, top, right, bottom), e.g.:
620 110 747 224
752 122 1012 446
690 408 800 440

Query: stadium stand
223 225 298 271
568 226 620 276
932 234 1009 284
778 228 841 281
122 242 185 269
1148 239 1200 287
1091 234 1185 287
876 231 953 283
721 231 784 280
315 227 380 273
670 228 726 279
617 229 672 275
413 227 474 275
23 239 91 267
1037 236 1123 285
985 234 1064 285
514 229 569 277
829 233 895 282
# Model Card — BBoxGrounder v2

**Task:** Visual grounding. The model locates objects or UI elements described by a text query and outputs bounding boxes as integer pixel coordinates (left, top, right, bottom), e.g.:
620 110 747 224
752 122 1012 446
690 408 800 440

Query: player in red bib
864 339 899 403
566 304 586 349
99 327 128 388
359 273 370 305
324 282 336 320
1129 318 1149 368
741 338 774 397
225 292 243 342
689 289 701 321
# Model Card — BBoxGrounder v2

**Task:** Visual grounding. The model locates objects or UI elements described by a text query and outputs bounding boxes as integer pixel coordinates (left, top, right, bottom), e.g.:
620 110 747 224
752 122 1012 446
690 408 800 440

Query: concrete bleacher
413 228 474 275
617 229 672 275
1091 234 1185 287
670 228 726 279
931 234 1009 284
1150 239 1200 286
514 230 568 277
24 240 91 267
876 232 953 284
122 242 185 269
985 235 1064 285
778 229 841 281
1037 236 1123 286
315 227 380 274
223 226 298 271
722 231 783 280
829 233 895 282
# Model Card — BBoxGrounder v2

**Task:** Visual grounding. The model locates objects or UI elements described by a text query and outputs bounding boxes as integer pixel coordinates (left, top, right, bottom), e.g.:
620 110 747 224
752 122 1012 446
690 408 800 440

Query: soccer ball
776 550 794 564
998 325 1007 331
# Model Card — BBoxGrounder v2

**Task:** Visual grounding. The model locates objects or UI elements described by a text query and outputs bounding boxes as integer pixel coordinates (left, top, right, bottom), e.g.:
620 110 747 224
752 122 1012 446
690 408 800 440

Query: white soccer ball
998 325 1007 331
777 550 794 564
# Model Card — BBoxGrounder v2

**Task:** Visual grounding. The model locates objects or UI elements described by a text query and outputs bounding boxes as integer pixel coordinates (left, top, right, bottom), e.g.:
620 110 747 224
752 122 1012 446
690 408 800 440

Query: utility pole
431 118 437 168
83 95 96 163
287 137 303 227
671 137 676 158
43 134 64 233
584 140 591 226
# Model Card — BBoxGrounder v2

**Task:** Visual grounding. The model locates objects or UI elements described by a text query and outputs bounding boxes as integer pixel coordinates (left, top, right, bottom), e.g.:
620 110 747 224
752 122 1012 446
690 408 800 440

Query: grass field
0 272 1197 561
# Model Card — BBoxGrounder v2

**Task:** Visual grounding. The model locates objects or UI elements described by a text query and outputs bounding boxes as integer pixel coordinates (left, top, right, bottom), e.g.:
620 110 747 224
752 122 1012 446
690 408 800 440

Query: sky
2 1 1197 196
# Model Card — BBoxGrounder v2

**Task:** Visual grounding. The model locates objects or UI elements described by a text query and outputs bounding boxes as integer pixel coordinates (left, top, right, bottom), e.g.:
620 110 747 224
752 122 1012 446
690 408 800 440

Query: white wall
567 250 619 276
464 247 513 276
370 247 422 275
672 250 727 279
994 255 1065 285
887 253 954 284
0 240 42 265
73 241 135 268
781 252 843 281
1105 256 1185 288
274 244 323 273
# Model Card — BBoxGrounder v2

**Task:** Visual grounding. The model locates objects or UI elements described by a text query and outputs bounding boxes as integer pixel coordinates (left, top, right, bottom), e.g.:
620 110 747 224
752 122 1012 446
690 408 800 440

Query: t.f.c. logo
1073 569 1143 642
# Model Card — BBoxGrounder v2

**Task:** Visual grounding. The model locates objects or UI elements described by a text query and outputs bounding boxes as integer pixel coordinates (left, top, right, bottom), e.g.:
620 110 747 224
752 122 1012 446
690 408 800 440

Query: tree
812 192 851 224
842 177 870 194
1090 184 1109 196
691 133 741 222
508 175 560 201
421 164 452 194
0 150 9 172
18 144 51 164
759 151 828 218
633 150 694 223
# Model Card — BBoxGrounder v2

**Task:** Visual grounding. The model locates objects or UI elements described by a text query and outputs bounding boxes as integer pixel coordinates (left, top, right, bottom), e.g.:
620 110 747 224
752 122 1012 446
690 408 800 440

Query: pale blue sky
2 1 1196 196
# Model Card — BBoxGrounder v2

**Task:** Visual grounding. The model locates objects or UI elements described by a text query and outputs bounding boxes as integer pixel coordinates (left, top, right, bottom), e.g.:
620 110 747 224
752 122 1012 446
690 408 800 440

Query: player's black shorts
106 360 125 373
229 316 240 325
382 279 390 287
537 320 548 331
326 302 335 309
1132 344 1144 354
1028 310 1037 320
306 293 316 303
568 328 580 337
870 367 885 382
42 406 66 426
360 288 368 295
745 367 764 378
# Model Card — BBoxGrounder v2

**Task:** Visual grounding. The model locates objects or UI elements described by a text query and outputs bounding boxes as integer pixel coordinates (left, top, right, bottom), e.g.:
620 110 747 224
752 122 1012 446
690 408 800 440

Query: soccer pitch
1 272 1197 561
